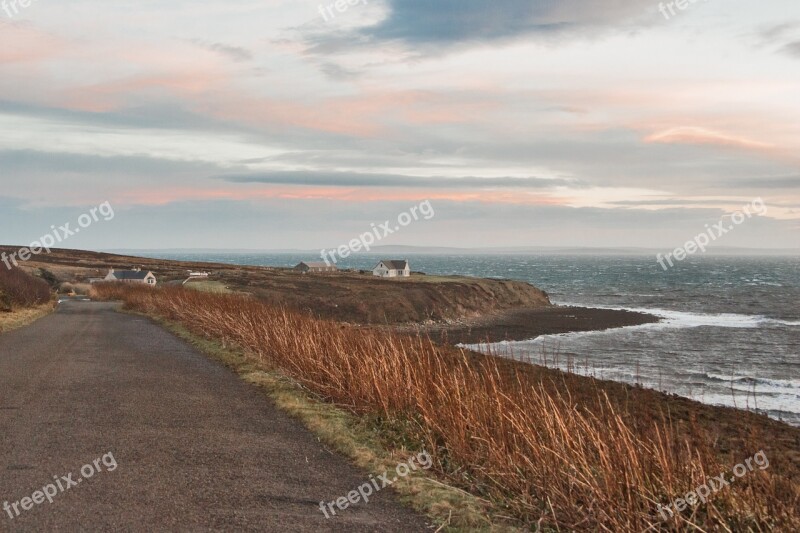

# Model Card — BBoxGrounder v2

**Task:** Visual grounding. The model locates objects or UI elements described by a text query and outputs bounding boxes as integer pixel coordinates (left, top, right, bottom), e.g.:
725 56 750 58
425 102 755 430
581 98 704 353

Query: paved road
0 300 430 532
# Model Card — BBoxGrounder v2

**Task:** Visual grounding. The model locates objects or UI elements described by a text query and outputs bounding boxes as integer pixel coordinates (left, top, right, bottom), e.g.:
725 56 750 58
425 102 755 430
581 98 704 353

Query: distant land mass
103 245 800 256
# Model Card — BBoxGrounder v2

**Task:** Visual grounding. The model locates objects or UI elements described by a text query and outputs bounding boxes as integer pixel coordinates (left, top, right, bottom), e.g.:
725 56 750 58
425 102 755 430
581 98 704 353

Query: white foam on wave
772 318 800 326
461 309 779 351
555 302 800 331
704 373 799 386
461 306 799 355
692 391 800 419
701 373 800 393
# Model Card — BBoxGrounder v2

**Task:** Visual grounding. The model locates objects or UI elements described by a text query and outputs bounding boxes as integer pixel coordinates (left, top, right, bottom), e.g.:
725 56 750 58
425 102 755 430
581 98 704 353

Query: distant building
183 272 211 285
104 268 157 286
294 262 338 274
373 260 410 278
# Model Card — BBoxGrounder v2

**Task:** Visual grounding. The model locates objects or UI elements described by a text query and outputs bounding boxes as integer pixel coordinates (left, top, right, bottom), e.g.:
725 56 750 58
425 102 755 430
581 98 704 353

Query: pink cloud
645 126 774 150
0 23 65 64
110 184 568 207
204 89 495 138
62 71 227 113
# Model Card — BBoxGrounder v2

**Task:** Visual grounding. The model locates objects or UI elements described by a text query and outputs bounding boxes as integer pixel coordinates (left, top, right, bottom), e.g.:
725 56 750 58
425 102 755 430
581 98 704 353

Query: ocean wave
702 373 800 387
556 303 800 330
692 391 800 419
771 318 800 326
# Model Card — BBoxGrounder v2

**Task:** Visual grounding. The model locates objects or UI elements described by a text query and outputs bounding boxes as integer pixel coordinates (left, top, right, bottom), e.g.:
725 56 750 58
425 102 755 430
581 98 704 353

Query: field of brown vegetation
92 282 800 531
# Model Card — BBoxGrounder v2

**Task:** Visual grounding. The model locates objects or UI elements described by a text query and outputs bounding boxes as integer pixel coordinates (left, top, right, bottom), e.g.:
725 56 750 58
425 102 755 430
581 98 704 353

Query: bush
58 282 75 295
0 266 52 311
38 268 59 288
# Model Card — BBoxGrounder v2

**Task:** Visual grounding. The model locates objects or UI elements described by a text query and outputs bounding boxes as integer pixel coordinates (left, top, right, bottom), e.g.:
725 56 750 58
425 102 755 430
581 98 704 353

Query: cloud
0 149 228 176
729 175 800 189
781 40 800 58
644 127 773 151
358 0 653 48
218 171 578 189
753 21 800 59
0 99 232 133
756 21 800 43
303 0 655 56
608 199 742 207
318 62 360 80
194 41 254 62
0 22 66 64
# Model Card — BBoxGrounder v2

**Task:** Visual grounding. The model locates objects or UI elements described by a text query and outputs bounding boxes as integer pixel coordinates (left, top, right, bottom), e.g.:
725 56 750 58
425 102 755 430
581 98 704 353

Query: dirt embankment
248 275 552 324
398 306 660 345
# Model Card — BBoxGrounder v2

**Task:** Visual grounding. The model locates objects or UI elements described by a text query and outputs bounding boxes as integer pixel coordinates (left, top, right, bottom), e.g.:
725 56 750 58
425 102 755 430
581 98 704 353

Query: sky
1 0 799 251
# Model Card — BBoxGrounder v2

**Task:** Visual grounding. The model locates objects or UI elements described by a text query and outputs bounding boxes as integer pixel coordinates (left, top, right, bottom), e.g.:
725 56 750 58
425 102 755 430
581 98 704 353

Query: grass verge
0 303 54 334
139 311 519 532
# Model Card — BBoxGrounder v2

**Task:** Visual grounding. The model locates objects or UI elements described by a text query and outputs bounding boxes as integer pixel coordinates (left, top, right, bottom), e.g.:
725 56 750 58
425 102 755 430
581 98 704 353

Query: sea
138 252 800 426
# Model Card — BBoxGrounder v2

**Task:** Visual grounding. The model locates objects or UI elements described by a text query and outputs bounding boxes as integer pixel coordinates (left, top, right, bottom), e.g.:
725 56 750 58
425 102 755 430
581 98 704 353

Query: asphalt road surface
0 300 430 532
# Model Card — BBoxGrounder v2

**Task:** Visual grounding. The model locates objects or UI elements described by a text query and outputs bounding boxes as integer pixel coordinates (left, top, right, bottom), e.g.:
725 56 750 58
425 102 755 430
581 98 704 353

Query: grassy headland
0 246 658 335
91 282 800 531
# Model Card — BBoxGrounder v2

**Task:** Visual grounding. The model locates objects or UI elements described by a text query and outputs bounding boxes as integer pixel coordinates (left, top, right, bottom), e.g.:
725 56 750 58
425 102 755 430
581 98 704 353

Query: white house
104 268 157 286
373 260 410 278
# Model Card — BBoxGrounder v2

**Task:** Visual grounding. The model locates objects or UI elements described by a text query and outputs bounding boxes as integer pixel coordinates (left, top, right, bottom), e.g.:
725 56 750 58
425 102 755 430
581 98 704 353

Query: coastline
392 305 661 345
458 341 800 480
400 304 800 485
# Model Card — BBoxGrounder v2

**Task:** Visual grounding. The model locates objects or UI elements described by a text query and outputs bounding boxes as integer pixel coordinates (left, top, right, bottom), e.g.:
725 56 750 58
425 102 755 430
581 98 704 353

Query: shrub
0 266 52 311
38 268 59 288
58 282 75 295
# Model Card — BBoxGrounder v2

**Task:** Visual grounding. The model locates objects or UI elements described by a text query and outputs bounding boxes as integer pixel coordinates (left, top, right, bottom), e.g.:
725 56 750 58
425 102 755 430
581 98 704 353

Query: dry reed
92 283 799 531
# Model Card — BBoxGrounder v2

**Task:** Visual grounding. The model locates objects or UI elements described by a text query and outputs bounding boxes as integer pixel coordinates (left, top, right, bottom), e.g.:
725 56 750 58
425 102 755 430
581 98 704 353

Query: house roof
377 260 409 270
110 270 151 280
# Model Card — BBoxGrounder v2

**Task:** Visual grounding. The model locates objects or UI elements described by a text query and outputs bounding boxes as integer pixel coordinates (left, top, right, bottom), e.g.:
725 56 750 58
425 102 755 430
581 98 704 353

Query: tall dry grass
92 283 798 531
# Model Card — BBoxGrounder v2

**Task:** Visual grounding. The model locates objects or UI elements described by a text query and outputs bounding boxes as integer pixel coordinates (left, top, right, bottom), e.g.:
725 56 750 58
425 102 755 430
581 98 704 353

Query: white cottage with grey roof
104 268 157 286
373 260 410 278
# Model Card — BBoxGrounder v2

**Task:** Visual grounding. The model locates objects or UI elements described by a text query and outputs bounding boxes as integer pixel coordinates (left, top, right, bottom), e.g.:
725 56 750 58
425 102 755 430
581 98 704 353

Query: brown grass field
91 282 800 531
